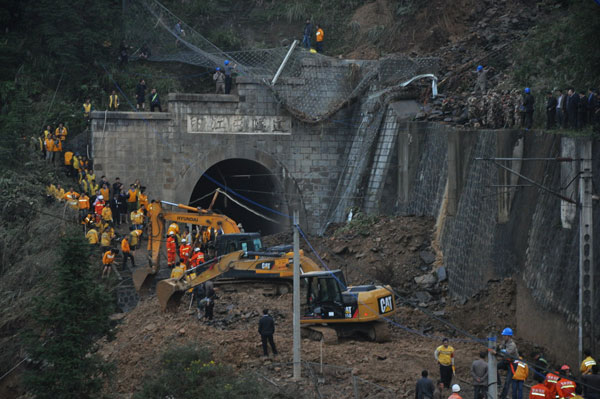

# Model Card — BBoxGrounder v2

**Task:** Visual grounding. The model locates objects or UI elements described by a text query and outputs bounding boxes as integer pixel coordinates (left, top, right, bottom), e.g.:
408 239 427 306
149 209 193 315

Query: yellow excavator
132 196 242 292
300 270 396 343
156 249 323 311
157 253 395 342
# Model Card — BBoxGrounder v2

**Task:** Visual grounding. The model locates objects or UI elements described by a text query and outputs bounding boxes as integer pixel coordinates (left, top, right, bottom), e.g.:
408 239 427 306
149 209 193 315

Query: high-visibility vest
109 95 119 109
64 151 73 165
121 239 130 253
127 188 137 203
580 356 596 375
100 187 109 200
83 103 92 115
55 127 67 140
179 245 191 261
511 359 529 381
78 196 90 209
130 230 142 247
102 251 115 264
316 28 324 42
86 229 98 244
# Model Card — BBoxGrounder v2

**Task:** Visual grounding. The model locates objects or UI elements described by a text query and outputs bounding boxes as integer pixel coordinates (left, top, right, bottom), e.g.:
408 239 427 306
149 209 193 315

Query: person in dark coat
578 92 588 129
302 19 313 49
566 88 579 129
586 88 597 125
110 194 121 226
258 309 277 357
416 370 436 399
135 79 146 110
522 87 535 130
546 91 557 129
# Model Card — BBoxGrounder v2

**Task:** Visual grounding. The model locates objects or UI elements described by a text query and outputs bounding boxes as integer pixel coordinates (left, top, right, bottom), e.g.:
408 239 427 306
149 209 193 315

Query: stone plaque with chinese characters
187 115 292 135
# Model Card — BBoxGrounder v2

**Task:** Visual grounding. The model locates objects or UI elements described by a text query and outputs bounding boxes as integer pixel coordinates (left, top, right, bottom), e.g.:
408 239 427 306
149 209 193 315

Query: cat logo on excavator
378 295 394 314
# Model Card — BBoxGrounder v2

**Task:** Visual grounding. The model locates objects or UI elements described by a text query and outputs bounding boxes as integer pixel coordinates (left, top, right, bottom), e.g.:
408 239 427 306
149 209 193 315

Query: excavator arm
156 250 323 311
132 198 241 293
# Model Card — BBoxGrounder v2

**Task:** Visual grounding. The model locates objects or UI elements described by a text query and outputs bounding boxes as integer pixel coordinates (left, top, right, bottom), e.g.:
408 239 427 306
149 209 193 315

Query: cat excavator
300 270 396 343
157 254 396 343
156 249 323 311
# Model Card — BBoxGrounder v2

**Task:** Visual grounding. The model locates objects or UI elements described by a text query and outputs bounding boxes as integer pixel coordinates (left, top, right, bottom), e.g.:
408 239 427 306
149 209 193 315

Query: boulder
414 273 437 286
419 250 436 265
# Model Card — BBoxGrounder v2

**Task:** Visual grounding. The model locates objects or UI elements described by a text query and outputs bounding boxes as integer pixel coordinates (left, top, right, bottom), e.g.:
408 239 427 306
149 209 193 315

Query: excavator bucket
133 266 156 293
156 278 186 312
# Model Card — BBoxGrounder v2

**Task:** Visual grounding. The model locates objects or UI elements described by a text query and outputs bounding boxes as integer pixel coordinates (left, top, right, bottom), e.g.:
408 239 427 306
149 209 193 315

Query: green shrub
135 345 282 399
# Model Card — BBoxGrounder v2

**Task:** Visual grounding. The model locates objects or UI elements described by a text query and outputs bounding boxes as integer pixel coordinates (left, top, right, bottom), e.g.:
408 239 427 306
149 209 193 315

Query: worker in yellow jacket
580 350 596 375
109 91 119 111
86 228 99 245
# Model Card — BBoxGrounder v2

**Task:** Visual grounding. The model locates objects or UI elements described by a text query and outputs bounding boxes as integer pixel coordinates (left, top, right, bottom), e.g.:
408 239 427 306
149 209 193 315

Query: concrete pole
578 140 595 362
488 335 498 399
293 209 301 380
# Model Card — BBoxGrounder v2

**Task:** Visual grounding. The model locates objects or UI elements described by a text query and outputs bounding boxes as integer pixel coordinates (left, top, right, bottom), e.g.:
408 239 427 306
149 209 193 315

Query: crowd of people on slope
416 329 600 399
466 66 600 131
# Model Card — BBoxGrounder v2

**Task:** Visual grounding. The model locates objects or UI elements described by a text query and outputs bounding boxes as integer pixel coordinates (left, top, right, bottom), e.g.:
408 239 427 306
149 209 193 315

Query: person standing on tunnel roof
302 19 313 49
315 24 324 53
474 65 491 94
213 67 225 94
135 79 146 110
223 60 236 94
434 338 455 390
150 88 162 112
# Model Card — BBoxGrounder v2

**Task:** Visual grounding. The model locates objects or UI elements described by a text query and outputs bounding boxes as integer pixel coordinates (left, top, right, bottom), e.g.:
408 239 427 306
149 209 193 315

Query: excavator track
213 278 292 295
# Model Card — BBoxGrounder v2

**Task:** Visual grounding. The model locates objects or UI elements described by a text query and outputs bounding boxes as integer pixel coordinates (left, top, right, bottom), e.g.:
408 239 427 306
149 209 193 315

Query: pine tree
23 228 114 399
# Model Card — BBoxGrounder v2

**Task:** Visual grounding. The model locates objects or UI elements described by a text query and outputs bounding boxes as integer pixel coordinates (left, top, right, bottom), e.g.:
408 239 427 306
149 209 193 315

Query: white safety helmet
194 247 200 252
452 384 461 393
98 195 104 200
181 238 186 243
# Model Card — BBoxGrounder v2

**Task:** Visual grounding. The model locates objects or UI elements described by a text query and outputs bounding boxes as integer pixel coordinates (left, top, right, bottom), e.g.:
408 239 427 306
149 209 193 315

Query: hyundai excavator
132 196 243 292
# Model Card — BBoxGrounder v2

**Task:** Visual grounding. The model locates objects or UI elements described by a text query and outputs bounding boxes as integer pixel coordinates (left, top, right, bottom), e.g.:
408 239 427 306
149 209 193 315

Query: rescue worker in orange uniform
121 236 135 269
511 357 529 399
190 247 205 267
556 365 576 399
449 384 463 399
78 192 90 221
166 233 177 268
102 248 116 279
545 368 561 398
138 187 148 210
126 184 138 216
179 238 191 265
94 195 105 223
530 380 552 399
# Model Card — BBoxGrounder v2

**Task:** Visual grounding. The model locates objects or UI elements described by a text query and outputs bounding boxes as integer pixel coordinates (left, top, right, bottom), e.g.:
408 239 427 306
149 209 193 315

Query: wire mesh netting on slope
124 0 440 123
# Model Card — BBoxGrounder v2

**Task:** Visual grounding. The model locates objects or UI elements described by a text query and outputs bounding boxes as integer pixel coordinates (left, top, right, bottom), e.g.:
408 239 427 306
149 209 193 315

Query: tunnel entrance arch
189 158 288 235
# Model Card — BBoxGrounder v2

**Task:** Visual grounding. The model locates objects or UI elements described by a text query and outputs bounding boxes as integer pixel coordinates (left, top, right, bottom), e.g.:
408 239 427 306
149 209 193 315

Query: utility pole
578 140 595 362
293 209 301 380
488 334 498 399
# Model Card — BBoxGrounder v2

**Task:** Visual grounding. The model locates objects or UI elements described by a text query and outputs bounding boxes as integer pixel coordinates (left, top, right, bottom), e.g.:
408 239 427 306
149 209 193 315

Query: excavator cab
300 270 395 343
301 270 349 320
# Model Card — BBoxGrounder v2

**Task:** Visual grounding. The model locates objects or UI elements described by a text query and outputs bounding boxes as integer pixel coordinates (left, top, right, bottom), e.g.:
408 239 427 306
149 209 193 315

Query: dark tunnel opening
189 159 287 235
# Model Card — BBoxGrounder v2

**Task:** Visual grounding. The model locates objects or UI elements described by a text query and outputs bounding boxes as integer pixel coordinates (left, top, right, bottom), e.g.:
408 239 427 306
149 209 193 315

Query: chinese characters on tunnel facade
187 115 292 135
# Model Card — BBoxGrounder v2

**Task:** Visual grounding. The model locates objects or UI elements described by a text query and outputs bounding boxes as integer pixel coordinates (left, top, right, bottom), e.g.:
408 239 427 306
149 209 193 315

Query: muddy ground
97 216 529 398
